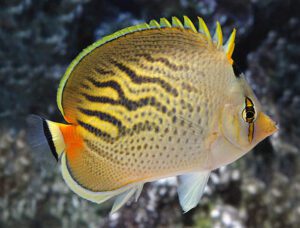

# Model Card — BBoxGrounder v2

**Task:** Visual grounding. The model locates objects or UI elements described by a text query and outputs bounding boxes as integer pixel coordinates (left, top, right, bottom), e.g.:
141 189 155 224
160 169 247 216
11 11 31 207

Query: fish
27 16 278 213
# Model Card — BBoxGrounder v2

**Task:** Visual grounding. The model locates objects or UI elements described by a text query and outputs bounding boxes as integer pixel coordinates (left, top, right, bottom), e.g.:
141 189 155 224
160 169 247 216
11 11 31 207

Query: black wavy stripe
81 92 156 111
78 117 160 142
94 66 114 75
135 53 185 71
77 119 113 141
87 77 126 98
111 59 178 97
78 107 160 137
78 107 123 129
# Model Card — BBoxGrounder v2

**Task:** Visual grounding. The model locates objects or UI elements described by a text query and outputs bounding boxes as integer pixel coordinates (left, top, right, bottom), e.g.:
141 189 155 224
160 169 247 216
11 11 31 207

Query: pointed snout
254 112 278 142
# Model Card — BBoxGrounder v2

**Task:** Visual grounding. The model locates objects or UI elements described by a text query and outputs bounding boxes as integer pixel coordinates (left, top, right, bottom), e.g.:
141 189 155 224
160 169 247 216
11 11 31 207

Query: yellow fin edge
57 17 237 117
61 153 130 203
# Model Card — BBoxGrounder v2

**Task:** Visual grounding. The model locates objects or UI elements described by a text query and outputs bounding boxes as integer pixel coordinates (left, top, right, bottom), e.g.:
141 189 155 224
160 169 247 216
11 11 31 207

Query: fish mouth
253 112 278 143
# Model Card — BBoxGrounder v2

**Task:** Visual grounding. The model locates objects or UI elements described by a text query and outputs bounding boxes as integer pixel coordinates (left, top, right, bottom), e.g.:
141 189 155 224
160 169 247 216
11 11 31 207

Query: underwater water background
0 0 299 227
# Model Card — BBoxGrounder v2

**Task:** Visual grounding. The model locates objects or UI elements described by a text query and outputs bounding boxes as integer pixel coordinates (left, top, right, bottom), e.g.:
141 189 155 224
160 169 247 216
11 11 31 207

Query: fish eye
242 97 256 123
242 108 255 123
242 97 257 143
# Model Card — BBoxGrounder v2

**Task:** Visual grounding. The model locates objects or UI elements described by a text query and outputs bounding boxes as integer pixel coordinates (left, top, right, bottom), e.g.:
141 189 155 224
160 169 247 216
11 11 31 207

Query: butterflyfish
28 16 278 213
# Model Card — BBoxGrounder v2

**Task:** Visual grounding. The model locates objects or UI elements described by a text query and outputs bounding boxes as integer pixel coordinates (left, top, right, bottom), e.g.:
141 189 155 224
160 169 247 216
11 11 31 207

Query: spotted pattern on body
61 28 234 191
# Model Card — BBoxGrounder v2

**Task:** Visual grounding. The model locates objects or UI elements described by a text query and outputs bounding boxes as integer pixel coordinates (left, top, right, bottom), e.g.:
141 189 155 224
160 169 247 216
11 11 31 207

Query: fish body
28 16 277 213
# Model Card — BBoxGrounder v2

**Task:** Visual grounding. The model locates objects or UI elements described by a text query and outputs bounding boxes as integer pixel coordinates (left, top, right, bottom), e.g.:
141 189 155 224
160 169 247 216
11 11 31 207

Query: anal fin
61 149 145 213
61 153 122 204
177 171 210 213
61 153 144 214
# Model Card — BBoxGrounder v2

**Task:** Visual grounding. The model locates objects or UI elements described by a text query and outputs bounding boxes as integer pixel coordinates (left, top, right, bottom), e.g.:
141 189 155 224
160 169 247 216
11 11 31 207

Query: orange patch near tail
59 124 84 161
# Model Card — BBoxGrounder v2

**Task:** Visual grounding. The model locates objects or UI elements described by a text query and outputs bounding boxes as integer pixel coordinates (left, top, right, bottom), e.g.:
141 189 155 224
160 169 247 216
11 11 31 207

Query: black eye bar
245 97 255 122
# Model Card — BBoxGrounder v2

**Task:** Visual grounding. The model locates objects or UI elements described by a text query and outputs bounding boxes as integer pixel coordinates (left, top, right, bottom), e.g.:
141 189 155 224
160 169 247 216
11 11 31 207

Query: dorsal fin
57 16 237 117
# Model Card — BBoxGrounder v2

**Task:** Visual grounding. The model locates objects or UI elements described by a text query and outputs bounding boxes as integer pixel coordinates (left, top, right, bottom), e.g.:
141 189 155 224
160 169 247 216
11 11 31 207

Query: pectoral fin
177 171 210 213
110 187 136 214
134 183 144 202
110 183 144 214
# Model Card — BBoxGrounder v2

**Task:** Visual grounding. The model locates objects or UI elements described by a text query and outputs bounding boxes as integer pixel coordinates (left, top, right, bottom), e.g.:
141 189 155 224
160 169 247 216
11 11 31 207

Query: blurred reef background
0 0 299 227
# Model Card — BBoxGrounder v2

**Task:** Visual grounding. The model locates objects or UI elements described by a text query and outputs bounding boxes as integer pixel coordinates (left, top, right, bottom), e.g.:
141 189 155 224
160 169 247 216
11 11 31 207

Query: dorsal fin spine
198 17 212 44
213 21 223 48
224 28 236 64
160 18 172 27
183 16 197 32
172 16 184 28
149 19 160 28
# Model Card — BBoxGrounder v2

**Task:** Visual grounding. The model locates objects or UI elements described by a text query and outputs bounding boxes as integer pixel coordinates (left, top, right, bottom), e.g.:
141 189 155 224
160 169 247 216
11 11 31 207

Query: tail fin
26 115 66 166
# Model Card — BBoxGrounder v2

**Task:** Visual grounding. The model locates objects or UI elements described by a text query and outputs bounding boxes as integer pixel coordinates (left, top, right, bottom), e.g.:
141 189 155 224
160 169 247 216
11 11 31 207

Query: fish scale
28 16 277 213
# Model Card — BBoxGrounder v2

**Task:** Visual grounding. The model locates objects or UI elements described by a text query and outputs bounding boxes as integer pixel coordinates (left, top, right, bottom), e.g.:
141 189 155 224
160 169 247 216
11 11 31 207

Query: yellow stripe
85 69 177 104
79 100 168 126
111 60 178 97
78 115 119 139
84 84 119 101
